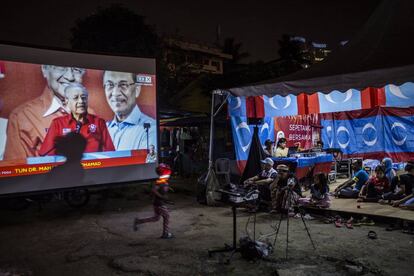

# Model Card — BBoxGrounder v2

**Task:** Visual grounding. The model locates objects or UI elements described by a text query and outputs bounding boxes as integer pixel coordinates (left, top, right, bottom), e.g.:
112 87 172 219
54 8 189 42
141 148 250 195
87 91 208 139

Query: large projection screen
0 44 158 196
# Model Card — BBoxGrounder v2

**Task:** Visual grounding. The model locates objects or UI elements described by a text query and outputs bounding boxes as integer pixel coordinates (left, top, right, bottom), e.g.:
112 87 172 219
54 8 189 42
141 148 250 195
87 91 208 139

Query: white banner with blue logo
263 95 298 117
228 95 247 117
317 89 362 113
384 82 414 108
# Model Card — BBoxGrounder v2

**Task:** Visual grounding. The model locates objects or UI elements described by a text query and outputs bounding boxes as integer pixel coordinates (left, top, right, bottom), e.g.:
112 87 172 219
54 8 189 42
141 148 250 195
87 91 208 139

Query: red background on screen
0 61 156 120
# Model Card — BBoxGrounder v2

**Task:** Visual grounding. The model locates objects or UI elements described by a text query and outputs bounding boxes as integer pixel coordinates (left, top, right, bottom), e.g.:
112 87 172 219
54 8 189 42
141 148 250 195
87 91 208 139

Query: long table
271 154 334 179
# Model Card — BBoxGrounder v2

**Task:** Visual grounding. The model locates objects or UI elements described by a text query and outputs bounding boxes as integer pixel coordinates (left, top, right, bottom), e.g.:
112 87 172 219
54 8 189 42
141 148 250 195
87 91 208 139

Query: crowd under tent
205 0 414 203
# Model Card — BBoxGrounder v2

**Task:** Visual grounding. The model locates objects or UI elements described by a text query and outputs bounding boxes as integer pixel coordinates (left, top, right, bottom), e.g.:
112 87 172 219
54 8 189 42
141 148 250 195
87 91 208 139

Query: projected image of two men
0 61 157 178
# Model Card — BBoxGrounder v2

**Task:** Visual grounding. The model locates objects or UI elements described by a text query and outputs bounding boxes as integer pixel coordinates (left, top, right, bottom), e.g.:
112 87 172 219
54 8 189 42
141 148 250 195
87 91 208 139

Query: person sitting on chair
334 160 369 198
269 164 302 213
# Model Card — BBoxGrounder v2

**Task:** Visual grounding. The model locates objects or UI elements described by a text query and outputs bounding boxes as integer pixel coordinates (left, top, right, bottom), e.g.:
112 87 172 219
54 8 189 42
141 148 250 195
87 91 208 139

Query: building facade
163 37 232 75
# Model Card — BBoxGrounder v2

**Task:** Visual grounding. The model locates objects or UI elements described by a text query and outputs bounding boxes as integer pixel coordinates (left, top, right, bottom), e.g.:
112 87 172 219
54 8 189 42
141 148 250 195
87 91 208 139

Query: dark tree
221 37 250 73
70 4 159 57
222 37 250 64
70 4 175 102
277 34 313 70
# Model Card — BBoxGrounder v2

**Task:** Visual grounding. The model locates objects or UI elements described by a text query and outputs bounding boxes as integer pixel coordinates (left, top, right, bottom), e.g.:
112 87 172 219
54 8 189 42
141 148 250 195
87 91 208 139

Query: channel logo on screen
137 75 153 86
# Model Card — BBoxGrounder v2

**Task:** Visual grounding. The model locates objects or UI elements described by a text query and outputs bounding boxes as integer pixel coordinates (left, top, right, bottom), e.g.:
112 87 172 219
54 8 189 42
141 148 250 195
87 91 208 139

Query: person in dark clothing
133 164 173 239
382 161 414 207
379 161 414 205
270 164 302 213
161 128 170 147
299 173 330 208
312 140 324 152
263 139 275 157
46 132 86 188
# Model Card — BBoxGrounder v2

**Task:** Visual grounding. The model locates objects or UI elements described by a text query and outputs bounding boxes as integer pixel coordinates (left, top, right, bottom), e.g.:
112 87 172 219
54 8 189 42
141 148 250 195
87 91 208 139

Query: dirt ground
0 178 413 276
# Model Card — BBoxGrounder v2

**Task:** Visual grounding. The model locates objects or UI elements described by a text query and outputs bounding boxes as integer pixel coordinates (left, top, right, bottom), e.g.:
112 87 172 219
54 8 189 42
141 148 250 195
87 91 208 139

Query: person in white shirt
104 71 156 151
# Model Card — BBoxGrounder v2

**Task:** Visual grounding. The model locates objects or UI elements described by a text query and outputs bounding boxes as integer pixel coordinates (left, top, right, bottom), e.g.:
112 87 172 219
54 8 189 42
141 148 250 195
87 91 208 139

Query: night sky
0 0 379 61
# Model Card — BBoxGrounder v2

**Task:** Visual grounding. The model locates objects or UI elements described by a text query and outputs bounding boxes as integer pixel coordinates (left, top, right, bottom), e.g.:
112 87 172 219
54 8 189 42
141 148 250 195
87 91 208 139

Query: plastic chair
215 158 232 188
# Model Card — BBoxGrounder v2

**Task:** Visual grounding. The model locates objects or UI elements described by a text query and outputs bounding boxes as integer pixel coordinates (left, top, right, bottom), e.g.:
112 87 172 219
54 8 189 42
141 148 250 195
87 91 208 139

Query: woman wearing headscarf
382 158 396 183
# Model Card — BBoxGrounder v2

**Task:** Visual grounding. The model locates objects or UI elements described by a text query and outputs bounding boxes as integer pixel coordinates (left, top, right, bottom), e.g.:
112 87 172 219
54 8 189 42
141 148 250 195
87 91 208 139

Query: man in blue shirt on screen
334 159 369 198
103 71 156 152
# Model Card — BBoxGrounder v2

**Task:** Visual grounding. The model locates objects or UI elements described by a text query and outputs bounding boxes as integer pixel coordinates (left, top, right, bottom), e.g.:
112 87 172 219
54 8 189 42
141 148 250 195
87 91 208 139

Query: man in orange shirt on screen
39 83 114 156
4 65 87 160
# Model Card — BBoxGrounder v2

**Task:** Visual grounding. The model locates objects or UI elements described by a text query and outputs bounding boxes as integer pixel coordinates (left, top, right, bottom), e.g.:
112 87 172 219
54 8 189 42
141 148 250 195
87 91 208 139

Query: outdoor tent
205 0 414 197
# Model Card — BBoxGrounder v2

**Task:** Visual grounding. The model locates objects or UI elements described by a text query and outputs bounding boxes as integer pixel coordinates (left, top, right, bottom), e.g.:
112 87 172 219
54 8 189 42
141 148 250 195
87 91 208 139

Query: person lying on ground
379 160 414 205
334 160 369 198
357 165 389 202
269 164 302 213
299 173 330 208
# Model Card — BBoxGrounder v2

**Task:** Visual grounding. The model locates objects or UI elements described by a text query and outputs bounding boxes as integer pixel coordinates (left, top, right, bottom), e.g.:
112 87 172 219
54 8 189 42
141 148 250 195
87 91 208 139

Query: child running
133 164 174 239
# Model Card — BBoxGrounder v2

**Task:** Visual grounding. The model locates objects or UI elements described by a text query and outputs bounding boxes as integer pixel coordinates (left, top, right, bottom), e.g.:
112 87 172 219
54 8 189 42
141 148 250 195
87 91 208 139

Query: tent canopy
229 0 414 97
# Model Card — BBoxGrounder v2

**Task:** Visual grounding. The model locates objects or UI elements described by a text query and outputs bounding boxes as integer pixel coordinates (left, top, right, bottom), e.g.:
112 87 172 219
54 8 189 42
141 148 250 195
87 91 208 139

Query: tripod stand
207 190 242 264
208 188 260 264
270 187 316 259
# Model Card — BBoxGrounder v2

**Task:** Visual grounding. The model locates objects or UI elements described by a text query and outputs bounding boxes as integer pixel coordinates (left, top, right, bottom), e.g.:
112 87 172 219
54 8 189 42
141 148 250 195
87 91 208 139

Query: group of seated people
334 158 414 210
243 157 331 213
263 138 290 157
242 155 414 213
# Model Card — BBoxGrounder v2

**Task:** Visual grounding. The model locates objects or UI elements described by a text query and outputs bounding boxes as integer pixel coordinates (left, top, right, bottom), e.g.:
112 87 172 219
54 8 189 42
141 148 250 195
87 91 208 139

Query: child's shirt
152 183 169 206
310 184 329 201
368 176 389 193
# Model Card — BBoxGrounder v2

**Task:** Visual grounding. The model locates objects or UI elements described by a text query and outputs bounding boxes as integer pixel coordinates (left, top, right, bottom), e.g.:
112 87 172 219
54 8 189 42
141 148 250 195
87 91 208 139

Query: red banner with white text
274 114 320 149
